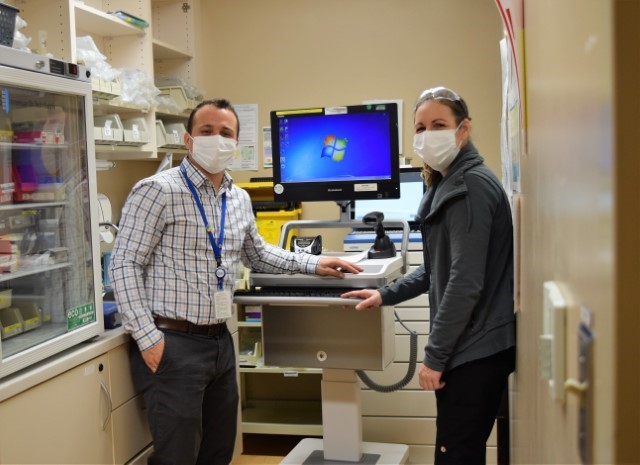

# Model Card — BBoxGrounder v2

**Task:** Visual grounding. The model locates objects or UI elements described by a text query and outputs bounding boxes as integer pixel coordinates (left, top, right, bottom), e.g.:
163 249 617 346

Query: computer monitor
352 166 425 229
270 103 400 202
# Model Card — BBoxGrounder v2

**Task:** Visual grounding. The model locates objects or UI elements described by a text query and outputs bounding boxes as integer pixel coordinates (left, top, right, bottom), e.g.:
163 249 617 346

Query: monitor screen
352 167 425 228
271 103 400 202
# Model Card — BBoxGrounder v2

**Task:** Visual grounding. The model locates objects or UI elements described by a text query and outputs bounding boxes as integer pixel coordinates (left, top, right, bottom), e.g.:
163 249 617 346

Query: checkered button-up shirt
110 158 320 351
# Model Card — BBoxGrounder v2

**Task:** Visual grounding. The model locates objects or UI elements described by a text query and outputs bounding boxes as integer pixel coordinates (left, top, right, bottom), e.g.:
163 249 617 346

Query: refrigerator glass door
0 62 102 379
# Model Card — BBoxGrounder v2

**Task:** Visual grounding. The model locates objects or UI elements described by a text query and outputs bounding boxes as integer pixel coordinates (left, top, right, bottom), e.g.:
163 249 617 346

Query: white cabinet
0 337 152 464
0 354 114 464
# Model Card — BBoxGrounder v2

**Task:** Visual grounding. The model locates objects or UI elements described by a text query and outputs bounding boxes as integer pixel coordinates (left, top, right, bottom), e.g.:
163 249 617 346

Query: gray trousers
130 328 238 465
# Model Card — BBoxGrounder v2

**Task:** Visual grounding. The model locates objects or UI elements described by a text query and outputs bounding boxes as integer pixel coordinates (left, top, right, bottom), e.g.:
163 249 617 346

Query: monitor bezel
350 166 425 226
270 103 401 203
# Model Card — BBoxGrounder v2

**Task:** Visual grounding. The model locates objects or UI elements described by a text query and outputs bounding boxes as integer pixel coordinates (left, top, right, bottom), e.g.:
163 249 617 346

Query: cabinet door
112 395 152 465
109 342 137 408
0 354 113 464
0 63 103 380
108 343 153 465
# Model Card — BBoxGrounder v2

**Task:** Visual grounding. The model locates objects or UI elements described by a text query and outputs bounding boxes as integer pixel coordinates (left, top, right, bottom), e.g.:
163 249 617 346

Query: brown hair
413 90 471 188
187 99 240 137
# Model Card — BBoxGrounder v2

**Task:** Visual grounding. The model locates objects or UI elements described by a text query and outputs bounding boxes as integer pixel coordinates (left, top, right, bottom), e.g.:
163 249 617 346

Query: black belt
154 316 227 337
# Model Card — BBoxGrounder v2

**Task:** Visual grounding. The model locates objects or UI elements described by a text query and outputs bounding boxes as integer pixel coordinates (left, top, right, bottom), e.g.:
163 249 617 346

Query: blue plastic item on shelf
103 301 121 329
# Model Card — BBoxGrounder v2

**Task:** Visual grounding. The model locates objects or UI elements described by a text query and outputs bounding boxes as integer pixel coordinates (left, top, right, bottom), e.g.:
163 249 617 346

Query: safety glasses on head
418 86 462 102
416 86 470 119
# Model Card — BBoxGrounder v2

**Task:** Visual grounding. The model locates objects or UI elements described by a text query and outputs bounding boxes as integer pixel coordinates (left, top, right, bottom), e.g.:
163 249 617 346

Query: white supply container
94 114 124 144
155 120 168 147
121 117 149 146
158 86 192 113
162 122 187 148
91 76 122 100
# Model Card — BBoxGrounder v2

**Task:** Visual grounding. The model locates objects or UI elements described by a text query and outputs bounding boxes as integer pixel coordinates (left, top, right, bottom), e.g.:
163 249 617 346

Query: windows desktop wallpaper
277 111 393 183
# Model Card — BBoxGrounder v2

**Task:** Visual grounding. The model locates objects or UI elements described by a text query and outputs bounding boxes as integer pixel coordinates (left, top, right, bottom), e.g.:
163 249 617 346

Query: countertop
0 327 131 402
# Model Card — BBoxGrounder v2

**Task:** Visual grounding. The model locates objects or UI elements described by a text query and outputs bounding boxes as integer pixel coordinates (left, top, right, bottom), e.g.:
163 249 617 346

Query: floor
231 434 303 465
232 455 284 465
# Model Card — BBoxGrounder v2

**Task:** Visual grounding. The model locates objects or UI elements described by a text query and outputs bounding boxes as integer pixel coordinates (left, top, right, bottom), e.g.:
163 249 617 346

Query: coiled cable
356 310 419 393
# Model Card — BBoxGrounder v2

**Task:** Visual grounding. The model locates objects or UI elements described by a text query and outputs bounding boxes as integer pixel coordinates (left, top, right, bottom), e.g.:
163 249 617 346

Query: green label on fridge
67 303 96 330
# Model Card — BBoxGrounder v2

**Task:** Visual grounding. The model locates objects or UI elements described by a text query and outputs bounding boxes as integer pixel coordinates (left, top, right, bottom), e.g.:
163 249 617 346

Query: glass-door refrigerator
0 46 103 380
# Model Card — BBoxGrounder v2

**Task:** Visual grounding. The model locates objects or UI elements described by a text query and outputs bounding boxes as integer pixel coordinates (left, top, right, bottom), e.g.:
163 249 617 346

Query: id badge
214 290 233 319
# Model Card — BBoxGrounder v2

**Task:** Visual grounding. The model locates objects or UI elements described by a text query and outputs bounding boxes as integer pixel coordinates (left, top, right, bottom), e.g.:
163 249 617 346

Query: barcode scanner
363 211 397 259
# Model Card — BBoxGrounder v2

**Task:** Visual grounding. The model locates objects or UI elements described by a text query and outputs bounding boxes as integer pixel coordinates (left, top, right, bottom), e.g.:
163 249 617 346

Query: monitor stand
336 200 353 223
280 369 409 465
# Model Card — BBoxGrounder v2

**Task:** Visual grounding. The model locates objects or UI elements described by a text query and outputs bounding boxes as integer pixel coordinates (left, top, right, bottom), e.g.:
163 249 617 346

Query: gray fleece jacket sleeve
378 264 430 305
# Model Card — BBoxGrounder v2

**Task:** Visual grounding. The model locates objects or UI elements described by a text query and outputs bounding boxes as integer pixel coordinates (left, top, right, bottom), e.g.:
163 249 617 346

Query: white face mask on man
412 122 463 172
189 134 237 174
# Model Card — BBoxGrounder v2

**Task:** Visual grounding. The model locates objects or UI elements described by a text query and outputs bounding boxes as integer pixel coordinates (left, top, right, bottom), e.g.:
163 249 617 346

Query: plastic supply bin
0 306 23 338
162 122 187 148
91 76 122 100
121 117 149 146
158 86 194 113
156 120 184 149
256 209 301 246
155 120 168 147
0 289 11 309
18 303 42 332
94 114 124 144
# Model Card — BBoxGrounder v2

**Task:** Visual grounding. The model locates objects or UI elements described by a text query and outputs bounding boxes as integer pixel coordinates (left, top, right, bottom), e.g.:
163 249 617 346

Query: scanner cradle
363 211 397 260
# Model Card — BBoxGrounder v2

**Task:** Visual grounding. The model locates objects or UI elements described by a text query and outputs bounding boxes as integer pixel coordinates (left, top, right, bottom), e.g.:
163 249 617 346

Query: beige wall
517 1 639 464
96 161 160 227
196 0 504 250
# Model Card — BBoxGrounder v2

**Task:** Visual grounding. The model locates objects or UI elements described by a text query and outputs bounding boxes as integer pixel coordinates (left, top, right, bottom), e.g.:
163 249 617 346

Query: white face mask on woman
189 134 237 174
412 122 463 172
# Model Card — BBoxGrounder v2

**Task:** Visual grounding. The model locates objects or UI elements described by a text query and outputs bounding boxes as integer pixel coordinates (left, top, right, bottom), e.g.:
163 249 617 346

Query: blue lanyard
180 165 227 289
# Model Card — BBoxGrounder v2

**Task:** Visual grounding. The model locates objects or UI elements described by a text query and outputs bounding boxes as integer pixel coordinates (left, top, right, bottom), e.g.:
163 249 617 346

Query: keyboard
235 287 350 298
233 287 364 305
350 228 419 235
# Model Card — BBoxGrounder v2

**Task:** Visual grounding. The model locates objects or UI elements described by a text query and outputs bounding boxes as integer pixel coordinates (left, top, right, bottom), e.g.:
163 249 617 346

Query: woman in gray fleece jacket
342 87 515 465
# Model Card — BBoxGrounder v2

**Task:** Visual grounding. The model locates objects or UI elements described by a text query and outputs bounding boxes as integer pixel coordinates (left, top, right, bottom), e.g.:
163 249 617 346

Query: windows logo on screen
321 135 347 161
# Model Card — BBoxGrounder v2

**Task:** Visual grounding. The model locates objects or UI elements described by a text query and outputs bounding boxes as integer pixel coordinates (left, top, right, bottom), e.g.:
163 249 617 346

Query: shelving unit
0 263 71 284
94 146 156 160
6 0 201 164
238 366 321 375
235 302 324 438
242 399 323 436
152 38 192 60
151 0 197 83
73 3 143 37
